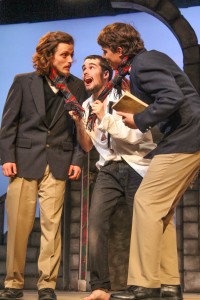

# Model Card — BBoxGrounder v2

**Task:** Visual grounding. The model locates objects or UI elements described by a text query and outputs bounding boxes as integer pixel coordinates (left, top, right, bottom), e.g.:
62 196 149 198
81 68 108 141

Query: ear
116 46 123 57
103 70 110 80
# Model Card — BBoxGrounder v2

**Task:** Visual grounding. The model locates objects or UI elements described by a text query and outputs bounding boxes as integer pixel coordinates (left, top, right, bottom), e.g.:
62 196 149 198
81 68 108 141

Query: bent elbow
83 144 93 152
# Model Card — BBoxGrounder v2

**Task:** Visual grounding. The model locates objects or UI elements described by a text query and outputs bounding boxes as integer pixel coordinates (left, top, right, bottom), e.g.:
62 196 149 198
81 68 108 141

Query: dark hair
32 31 74 75
84 54 113 81
97 22 144 58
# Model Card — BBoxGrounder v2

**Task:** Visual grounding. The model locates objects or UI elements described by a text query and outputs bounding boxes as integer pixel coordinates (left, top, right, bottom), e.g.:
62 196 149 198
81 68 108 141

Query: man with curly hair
97 22 200 300
0 31 87 300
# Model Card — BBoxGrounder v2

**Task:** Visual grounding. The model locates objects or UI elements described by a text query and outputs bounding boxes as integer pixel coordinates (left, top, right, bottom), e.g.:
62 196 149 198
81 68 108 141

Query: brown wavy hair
32 31 74 76
97 22 144 58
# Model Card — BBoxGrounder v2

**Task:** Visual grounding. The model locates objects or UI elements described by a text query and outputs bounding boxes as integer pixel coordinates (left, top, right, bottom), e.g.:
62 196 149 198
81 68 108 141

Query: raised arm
69 111 93 152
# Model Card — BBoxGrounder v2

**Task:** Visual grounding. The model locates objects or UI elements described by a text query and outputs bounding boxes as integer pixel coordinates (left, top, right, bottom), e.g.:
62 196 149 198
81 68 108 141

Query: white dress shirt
82 89 156 177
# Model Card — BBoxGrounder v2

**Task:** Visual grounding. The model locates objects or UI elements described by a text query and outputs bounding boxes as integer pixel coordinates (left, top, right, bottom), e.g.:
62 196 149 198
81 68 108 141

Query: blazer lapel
30 74 48 127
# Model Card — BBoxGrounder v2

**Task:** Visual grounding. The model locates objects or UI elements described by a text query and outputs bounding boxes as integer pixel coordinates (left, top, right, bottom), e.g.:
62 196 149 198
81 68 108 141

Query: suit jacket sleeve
0 75 22 164
132 53 185 133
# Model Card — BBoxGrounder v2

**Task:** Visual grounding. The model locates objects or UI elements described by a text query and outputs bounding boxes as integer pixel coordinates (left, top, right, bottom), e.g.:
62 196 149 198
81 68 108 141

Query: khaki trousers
5 165 66 289
128 151 200 288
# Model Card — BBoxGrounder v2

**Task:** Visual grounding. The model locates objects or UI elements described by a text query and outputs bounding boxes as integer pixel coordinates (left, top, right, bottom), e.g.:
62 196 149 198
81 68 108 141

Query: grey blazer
0 72 87 179
130 49 200 158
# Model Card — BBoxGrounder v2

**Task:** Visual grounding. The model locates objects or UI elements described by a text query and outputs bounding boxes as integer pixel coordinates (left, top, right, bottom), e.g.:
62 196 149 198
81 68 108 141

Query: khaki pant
5 165 66 290
128 151 200 288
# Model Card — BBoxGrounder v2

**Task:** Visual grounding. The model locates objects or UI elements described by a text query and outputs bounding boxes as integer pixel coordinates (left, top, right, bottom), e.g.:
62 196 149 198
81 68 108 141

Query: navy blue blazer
0 72 87 179
130 49 200 158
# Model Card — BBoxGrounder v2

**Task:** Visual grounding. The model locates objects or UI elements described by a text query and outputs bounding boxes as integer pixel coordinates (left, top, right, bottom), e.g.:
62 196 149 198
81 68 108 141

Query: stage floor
21 290 200 299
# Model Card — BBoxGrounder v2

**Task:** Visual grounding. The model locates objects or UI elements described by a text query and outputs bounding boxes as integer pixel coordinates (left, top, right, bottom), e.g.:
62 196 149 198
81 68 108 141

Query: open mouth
84 77 93 84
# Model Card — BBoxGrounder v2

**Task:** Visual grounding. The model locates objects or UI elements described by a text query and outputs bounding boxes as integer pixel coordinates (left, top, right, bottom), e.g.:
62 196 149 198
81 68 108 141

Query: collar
45 76 59 94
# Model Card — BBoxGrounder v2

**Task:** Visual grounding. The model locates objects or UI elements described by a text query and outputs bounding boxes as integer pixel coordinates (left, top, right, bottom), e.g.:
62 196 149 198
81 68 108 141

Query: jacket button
46 144 50 148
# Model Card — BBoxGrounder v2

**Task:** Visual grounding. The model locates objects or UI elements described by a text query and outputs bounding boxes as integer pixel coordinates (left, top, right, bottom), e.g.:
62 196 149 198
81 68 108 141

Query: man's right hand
2 162 17 177
69 110 79 122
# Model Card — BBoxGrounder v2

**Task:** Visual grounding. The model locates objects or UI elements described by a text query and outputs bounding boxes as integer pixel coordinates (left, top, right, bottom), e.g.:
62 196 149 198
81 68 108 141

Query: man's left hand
117 111 138 129
68 165 81 180
91 100 105 121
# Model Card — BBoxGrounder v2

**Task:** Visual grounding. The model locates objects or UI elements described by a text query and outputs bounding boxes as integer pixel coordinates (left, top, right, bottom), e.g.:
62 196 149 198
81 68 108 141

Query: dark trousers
89 160 143 291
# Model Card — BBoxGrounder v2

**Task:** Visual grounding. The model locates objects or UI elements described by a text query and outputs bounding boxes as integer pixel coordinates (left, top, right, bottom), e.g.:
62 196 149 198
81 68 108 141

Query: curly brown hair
97 22 144 58
32 31 74 76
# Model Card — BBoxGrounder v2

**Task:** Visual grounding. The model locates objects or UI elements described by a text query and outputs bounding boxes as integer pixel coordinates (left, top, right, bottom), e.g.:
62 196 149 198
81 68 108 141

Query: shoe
38 288 56 300
110 285 161 299
0 288 23 299
161 285 182 299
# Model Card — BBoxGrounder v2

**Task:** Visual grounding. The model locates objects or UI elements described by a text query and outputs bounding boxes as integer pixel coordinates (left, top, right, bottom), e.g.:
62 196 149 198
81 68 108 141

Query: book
112 91 148 114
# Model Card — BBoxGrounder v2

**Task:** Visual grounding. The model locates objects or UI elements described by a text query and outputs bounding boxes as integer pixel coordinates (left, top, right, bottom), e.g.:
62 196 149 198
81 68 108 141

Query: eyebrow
82 62 98 70
60 50 74 55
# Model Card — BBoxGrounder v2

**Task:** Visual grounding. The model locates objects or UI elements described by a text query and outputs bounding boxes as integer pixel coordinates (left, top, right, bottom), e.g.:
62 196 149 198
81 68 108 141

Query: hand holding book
112 91 148 114
117 111 138 129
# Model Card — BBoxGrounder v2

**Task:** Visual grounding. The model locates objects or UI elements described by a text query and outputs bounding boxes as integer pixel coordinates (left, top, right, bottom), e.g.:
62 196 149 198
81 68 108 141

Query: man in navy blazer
97 23 200 300
0 31 87 300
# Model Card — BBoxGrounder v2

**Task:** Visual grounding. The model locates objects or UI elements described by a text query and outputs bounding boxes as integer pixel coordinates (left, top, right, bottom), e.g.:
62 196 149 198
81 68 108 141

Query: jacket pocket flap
16 137 32 148
62 141 73 151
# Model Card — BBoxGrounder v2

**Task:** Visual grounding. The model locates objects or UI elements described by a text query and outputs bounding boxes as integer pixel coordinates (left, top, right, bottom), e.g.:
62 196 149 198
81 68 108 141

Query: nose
68 55 73 63
83 68 88 76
